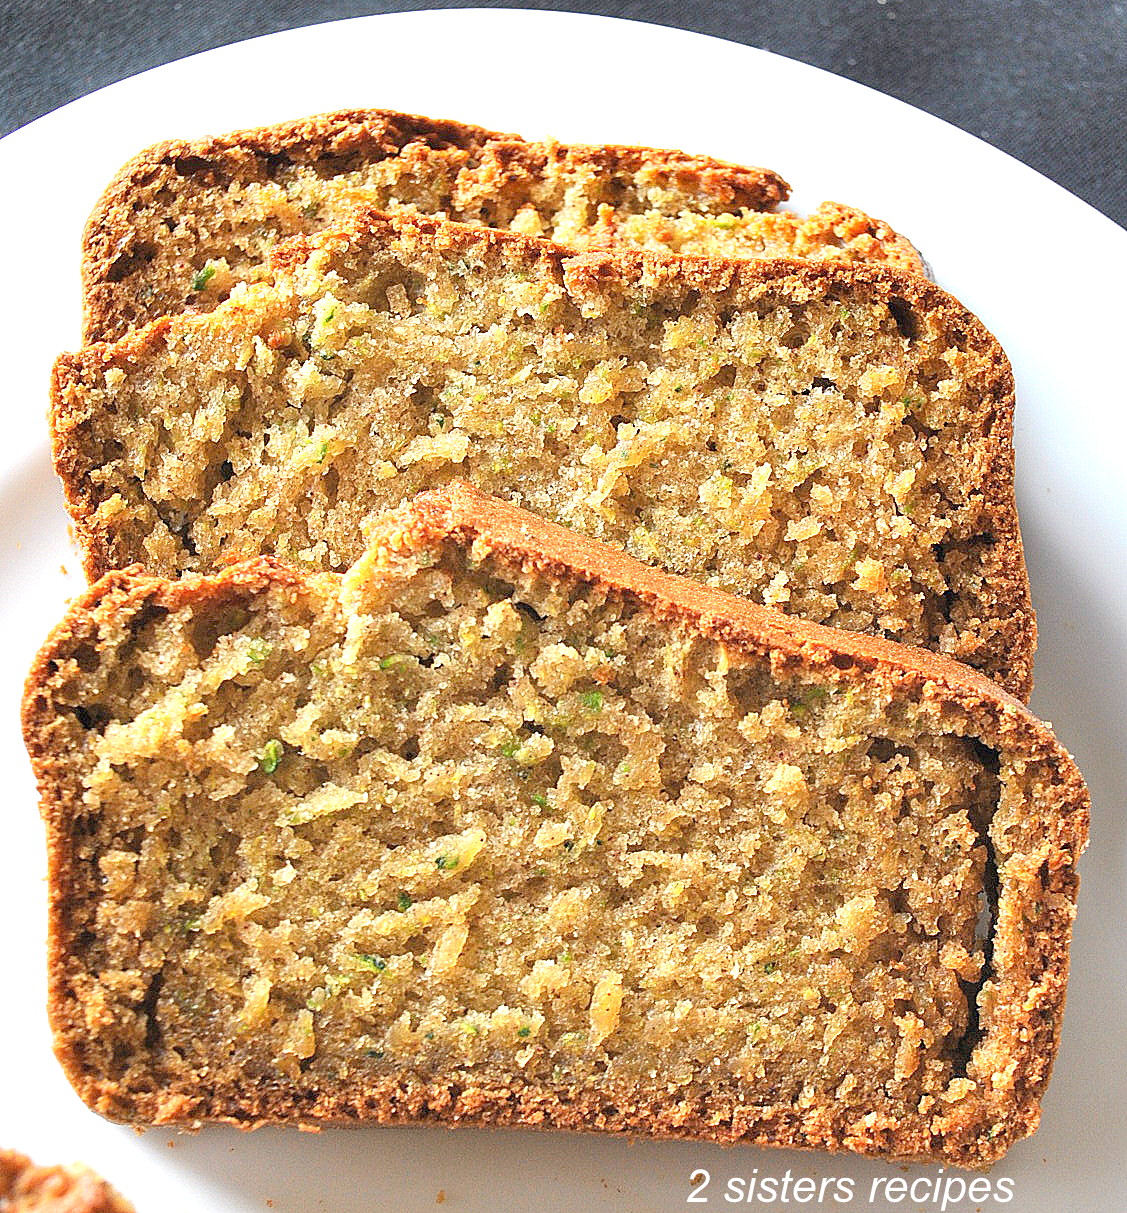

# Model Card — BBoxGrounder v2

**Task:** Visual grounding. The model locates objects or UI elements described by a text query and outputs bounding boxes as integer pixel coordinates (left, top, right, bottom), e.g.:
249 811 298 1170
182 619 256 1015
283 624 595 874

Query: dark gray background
3 0 1125 229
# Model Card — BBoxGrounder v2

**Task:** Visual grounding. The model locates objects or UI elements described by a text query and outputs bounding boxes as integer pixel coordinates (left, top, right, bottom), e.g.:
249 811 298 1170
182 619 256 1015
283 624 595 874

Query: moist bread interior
55 215 1029 693
41 536 1006 1136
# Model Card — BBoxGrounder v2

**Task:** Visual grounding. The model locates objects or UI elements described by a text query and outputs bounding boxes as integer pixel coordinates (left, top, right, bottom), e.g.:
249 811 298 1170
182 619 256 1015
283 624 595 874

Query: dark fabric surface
2 0 1124 228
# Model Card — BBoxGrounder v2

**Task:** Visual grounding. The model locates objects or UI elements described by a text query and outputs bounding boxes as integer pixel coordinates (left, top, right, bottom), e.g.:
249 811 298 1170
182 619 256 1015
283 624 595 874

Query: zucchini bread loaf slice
54 212 1033 696
82 107 923 342
23 484 1087 1166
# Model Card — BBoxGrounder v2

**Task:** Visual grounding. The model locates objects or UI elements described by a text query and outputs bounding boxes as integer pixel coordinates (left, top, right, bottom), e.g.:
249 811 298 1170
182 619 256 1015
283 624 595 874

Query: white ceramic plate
1 10 1124 1212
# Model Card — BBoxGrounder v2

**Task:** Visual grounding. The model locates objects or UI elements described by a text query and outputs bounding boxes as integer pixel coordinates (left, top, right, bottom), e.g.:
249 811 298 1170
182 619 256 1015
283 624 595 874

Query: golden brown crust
0 1149 134 1213
414 484 1025 708
54 208 1035 698
23 485 1086 1167
81 108 791 343
796 200 926 273
51 328 170 583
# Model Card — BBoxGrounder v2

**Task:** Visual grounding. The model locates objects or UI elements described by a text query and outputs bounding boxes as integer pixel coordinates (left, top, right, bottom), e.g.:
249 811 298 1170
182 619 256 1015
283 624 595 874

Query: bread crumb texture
24 495 1085 1165
0 1149 134 1213
83 110 922 341
55 214 1031 695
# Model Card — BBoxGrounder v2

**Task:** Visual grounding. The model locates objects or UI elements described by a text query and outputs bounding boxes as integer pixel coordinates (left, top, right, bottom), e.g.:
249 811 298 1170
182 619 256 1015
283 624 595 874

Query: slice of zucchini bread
53 212 1034 696
22 484 1088 1166
82 108 923 343
0 1149 134 1213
